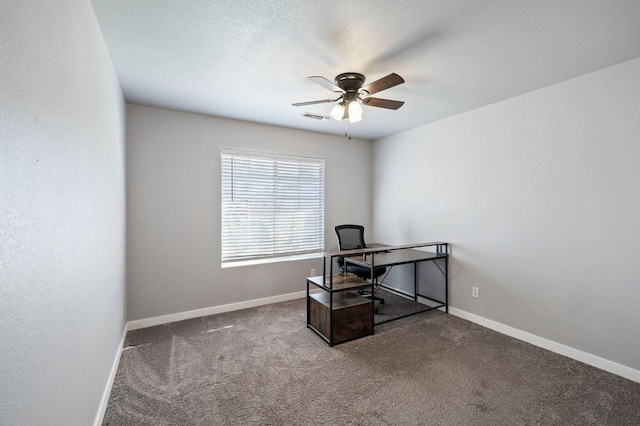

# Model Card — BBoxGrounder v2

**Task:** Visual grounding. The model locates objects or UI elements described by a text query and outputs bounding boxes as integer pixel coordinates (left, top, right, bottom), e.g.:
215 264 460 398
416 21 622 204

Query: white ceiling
92 0 640 141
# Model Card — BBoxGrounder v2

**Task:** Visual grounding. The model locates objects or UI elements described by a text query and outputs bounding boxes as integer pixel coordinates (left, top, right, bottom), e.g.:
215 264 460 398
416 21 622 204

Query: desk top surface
324 241 447 258
344 248 446 268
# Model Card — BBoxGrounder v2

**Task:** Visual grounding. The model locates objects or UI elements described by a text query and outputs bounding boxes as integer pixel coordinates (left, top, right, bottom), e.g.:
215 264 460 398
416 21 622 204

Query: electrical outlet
310 268 316 276
472 286 479 298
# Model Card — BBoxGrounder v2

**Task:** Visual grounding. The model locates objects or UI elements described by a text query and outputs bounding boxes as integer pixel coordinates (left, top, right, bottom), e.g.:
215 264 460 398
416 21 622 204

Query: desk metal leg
445 255 449 313
414 262 418 302
306 279 309 327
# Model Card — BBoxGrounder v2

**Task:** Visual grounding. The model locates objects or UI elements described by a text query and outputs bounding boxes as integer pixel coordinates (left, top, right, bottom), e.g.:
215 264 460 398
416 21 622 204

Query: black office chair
335 224 386 309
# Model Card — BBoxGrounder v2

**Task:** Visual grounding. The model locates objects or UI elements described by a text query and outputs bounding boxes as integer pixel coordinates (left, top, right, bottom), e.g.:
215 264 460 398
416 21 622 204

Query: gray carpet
370 288 438 325
103 299 640 425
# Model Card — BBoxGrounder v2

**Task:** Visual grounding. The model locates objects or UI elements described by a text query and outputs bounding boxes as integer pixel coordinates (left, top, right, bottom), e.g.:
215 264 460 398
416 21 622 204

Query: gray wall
0 1 126 425
126 104 372 321
372 57 640 372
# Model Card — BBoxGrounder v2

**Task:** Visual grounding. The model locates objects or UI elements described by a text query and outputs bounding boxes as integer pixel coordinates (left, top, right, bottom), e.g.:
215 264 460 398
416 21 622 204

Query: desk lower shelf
307 291 373 345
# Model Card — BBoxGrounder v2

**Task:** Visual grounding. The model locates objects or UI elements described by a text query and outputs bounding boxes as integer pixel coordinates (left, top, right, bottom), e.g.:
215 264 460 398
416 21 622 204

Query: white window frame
221 149 325 266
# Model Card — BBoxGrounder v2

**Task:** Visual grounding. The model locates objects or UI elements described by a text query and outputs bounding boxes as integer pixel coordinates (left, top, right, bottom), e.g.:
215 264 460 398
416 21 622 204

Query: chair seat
346 263 386 280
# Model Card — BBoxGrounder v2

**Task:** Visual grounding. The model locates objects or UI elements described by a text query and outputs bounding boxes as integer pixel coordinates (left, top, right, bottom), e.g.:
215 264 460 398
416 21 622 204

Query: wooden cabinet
306 265 375 346
307 287 373 345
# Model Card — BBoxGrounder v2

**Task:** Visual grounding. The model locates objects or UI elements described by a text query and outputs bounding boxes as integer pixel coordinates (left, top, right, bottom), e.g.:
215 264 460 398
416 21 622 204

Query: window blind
221 150 325 264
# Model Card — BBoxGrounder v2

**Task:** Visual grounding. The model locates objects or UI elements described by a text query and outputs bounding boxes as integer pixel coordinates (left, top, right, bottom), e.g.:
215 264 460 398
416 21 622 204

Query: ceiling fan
293 72 405 123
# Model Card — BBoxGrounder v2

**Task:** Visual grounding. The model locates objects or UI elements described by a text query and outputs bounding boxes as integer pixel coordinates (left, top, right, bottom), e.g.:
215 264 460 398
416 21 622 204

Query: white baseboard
448 307 640 384
94 326 127 426
127 290 307 331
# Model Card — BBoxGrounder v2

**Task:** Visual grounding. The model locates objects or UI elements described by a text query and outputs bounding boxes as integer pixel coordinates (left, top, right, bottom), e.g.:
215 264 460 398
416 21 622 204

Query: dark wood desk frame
306 242 449 346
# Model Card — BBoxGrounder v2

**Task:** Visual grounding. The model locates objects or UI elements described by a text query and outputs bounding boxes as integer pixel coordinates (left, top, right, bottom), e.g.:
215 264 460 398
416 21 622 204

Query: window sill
221 252 323 269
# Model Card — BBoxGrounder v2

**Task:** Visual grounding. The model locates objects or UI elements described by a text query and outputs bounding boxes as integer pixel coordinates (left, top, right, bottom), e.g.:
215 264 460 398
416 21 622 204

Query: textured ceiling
92 0 640 141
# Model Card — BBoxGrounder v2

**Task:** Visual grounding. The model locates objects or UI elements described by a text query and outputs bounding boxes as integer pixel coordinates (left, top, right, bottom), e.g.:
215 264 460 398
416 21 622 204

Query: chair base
358 290 385 314
361 293 385 304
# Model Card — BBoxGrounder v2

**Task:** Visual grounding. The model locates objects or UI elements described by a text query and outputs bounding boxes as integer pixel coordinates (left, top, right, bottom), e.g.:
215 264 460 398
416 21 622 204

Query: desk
306 242 448 345
344 244 448 324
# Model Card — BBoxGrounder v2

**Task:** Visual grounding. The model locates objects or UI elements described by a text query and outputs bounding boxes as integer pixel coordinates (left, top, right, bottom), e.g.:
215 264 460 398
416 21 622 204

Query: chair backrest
335 224 367 251
334 224 386 280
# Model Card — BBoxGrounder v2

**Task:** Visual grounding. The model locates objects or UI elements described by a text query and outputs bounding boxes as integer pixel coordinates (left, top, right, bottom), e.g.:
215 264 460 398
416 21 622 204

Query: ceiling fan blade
360 73 405 96
362 97 405 110
292 97 340 107
308 76 345 93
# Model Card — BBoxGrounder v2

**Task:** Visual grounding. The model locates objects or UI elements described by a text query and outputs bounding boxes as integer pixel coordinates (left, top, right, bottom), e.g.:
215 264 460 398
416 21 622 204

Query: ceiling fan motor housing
335 73 366 101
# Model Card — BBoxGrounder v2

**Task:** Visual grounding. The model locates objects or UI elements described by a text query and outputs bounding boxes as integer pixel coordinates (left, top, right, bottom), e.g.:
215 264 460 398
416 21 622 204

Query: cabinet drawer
308 292 373 345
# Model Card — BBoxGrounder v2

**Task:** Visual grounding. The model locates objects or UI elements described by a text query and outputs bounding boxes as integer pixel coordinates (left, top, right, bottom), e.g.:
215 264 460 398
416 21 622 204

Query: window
221 150 325 265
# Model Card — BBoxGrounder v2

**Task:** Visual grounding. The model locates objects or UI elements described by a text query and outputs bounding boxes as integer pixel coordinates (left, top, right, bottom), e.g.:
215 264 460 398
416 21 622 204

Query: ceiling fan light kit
329 102 347 121
293 72 405 124
347 100 362 122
